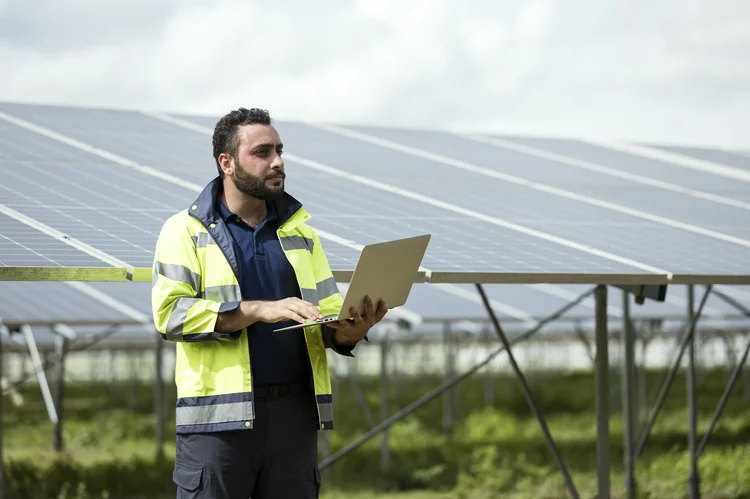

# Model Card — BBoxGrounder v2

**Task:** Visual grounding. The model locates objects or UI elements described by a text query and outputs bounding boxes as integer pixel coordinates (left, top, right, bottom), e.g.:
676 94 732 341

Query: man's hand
327 295 388 345
256 297 324 324
216 298 323 333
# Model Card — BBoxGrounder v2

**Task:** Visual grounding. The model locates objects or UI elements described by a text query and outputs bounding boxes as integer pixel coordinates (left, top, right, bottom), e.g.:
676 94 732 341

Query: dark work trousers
172 382 321 499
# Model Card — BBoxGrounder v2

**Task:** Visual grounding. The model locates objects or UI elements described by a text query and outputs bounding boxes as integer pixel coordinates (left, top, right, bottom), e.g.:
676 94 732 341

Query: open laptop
273 234 431 332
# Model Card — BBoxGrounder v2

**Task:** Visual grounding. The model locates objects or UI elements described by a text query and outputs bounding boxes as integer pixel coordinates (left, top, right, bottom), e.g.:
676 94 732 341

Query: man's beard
231 161 285 201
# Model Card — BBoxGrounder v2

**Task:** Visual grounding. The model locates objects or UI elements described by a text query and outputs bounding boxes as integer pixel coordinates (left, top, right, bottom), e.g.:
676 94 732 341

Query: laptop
273 234 431 331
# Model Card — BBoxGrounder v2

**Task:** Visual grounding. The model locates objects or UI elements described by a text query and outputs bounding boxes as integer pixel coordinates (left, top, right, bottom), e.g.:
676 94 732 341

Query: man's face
226 124 285 201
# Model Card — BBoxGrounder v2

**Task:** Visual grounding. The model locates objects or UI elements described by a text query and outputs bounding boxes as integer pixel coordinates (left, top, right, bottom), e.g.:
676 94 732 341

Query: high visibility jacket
151 178 344 434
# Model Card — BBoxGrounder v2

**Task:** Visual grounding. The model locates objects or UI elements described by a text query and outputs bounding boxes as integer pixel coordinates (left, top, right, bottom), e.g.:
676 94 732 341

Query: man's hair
212 107 272 176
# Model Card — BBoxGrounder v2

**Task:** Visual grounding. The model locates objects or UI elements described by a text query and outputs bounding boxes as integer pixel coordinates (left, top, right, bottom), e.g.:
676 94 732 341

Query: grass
4 367 750 498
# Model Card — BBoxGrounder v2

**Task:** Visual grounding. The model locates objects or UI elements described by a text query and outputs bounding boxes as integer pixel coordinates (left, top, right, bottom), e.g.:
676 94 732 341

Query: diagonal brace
634 285 712 460
475 284 580 499
696 290 750 458
319 287 596 471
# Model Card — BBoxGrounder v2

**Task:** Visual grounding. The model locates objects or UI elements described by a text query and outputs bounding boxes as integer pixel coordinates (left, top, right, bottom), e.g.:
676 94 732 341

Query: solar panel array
1 101 749 332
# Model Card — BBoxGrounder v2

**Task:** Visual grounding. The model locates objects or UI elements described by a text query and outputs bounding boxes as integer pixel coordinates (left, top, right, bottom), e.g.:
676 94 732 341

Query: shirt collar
216 197 278 226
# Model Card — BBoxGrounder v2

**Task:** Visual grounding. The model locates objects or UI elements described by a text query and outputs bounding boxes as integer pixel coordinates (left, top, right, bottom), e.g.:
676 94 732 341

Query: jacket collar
188 176 309 230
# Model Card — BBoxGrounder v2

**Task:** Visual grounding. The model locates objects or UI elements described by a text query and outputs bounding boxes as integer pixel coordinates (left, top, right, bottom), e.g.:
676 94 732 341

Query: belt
253 381 310 398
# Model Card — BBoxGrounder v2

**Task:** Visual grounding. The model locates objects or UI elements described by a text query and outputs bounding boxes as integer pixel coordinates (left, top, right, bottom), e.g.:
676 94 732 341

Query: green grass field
4 367 750 498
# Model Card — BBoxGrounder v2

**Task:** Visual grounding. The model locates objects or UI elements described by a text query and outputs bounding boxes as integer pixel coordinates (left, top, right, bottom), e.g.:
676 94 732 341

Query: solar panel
482 135 747 194
0 282 139 324
4 278 749 345
644 145 750 172
0 210 130 281
0 105 666 285
0 101 748 286
227 120 750 283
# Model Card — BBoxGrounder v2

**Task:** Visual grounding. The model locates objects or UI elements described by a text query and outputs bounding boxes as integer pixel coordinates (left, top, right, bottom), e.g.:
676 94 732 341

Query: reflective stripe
316 277 339 301
154 261 201 293
191 232 216 248
301 288 319 306
280 235 314 253
300 278 339 306
317 395 333 425
165 297 200 340
176 401 254 426
204 284 242 303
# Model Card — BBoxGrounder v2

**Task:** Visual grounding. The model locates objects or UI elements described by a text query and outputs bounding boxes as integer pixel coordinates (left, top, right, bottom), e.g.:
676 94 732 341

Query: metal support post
0 327 5 499
595 285 611 499
687 285 700 499
621 289 637 499
476 283 580 499
54 335 67 452
483 327 494 407
319 287 596 472
442 322 454 435
696 289 750 458
22 325 58 424
634 285 712 459
154 330 165 461
347 361 375 428
380 335 390 472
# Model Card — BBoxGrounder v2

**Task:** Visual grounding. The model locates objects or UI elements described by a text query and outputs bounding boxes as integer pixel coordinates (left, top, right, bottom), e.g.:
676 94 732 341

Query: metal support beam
634 285 712 460
687 285 700 499
53 335 67 452
380 335 390 472
0 327 5 499
154 330 165 462
621 290 637 499
318 287 596 472
476 283 580 499
442 322 454 436
594 285 611 499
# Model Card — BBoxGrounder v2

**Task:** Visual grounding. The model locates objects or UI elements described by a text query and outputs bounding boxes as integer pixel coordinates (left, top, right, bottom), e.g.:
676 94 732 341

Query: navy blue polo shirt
217 198 311 386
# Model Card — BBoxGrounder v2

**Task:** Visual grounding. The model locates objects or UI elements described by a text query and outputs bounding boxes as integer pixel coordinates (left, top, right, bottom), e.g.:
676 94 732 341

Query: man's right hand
216 298 324 333
255 298 324 324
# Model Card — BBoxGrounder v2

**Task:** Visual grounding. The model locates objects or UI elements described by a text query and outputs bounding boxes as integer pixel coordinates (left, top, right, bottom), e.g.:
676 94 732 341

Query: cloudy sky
0 0 747 148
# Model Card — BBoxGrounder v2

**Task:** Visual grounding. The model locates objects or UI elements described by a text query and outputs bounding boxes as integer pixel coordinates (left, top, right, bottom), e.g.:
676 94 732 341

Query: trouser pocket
173 461 204 498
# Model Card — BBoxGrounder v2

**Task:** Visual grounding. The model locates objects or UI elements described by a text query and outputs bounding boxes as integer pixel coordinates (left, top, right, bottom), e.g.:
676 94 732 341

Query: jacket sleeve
308 229 363 357
151 216 242 342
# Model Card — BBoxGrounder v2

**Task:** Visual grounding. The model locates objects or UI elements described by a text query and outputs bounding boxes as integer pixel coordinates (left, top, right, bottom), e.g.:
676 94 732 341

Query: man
151 107 388 498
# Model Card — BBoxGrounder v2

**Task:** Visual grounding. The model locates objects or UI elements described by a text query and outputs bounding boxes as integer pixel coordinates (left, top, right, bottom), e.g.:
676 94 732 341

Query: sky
0 0 748 149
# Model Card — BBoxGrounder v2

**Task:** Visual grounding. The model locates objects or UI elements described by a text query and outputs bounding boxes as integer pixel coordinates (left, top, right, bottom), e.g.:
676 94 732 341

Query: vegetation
3 366 750 498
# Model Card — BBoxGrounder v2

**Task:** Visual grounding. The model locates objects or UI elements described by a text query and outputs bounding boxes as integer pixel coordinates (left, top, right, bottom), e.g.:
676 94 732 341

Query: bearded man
151 107 388 498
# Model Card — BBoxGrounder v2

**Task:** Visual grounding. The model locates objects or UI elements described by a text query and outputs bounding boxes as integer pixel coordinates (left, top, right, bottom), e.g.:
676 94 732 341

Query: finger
363 295 375 323
287 311 306 324
374 301 387 322
290 302 323 320
327 320 349 331
308 305 324 320
349 306 364 325
293 298 324 319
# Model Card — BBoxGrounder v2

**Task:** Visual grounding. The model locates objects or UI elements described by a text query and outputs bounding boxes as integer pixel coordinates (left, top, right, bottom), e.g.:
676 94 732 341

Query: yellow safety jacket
151 178 345 434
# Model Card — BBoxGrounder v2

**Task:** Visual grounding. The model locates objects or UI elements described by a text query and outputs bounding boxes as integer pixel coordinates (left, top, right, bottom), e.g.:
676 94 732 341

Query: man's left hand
328 295 388 345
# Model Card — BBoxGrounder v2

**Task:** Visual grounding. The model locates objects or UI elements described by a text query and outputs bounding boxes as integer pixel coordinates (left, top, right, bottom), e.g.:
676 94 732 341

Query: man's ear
218 153 234 176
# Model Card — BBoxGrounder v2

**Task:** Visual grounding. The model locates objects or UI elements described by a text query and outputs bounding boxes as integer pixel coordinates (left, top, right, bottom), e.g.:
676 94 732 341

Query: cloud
0 0 747 148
